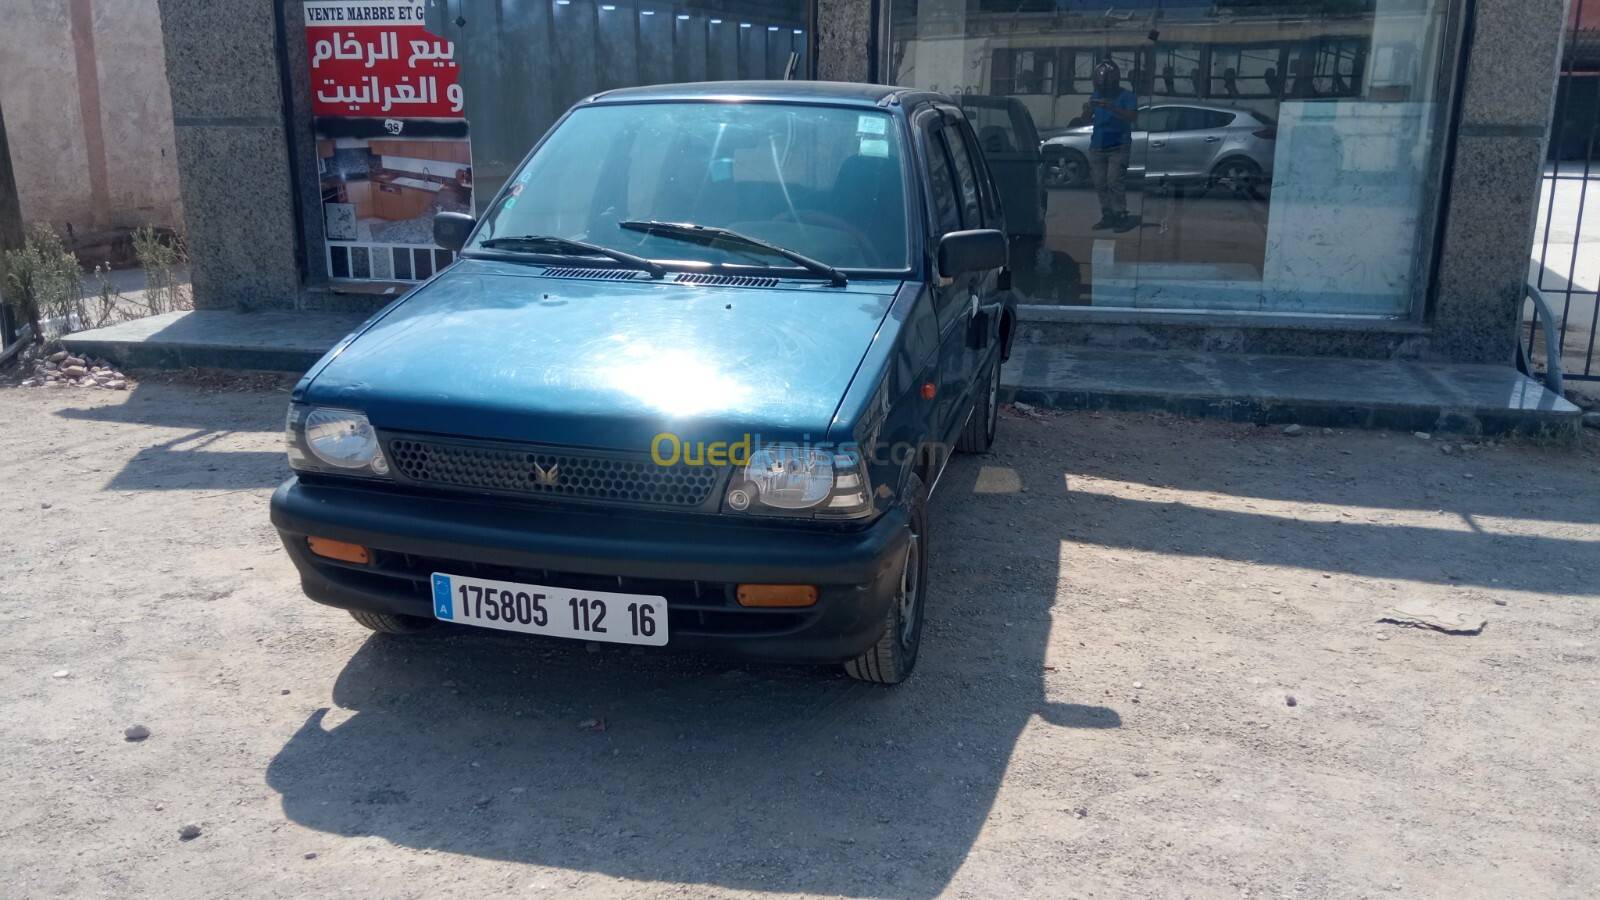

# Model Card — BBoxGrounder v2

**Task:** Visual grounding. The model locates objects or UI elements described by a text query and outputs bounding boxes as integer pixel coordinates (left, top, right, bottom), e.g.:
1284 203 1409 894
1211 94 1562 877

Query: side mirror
937 229 1007 279
433 211 477 252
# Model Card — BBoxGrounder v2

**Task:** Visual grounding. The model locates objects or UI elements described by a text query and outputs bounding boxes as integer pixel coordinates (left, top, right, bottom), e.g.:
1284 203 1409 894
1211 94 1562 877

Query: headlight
285 405 391 477
724 444 871 518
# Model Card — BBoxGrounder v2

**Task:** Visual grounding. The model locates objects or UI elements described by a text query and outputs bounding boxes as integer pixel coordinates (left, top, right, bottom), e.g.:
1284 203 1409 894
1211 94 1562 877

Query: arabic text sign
305 2 463 118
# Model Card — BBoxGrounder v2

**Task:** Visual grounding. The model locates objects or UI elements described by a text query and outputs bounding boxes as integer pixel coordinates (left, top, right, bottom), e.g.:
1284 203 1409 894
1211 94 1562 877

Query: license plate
431 573 668 646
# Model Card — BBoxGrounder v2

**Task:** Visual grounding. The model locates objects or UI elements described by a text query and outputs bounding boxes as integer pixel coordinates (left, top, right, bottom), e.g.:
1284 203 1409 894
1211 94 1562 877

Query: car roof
1143 101 1262 116
583 80 944 109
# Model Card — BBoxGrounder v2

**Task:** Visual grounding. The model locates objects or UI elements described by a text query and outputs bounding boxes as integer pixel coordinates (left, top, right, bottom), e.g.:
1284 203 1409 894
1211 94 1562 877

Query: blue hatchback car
271 82 1017 683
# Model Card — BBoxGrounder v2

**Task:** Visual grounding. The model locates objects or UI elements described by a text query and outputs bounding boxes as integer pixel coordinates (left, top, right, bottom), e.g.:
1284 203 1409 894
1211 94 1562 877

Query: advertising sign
305 2 472 282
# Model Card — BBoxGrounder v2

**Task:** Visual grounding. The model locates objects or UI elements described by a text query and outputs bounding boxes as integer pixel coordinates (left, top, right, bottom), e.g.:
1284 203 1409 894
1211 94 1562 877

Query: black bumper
269 477 910 663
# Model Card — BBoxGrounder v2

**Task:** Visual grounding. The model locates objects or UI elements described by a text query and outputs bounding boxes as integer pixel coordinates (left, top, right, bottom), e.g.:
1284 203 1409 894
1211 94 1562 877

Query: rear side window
924 128 962 237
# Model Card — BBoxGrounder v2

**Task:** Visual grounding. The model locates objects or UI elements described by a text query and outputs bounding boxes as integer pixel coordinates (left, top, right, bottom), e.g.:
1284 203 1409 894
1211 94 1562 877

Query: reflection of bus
890 9 1444 132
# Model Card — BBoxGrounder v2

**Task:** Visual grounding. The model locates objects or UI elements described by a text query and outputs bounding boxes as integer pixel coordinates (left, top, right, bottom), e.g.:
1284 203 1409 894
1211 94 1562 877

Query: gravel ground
2 378 1598 899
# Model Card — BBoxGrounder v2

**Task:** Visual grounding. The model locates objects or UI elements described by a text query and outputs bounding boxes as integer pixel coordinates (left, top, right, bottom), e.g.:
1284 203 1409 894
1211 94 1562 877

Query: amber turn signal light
736 584 818 607
307 536 370 565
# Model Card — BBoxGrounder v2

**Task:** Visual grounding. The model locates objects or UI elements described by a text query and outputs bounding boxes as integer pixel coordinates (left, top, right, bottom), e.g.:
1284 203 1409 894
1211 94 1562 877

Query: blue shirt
1090 88 1137 149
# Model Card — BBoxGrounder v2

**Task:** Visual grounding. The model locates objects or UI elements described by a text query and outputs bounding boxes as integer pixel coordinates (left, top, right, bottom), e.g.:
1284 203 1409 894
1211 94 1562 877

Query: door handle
1204 136 1221 142
1149 141 1166 149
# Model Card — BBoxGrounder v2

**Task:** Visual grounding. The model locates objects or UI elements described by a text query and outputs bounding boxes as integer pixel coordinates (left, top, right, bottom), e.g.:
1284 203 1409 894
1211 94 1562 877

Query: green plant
131 226 190 315
2 222 84 341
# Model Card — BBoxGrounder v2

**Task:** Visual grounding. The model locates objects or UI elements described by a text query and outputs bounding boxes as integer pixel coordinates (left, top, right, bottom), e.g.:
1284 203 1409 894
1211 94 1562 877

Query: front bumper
269 477 911 663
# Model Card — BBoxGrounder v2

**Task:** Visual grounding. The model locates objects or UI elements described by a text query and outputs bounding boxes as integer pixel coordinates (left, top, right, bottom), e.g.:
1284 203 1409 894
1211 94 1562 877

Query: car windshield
471 102 910 271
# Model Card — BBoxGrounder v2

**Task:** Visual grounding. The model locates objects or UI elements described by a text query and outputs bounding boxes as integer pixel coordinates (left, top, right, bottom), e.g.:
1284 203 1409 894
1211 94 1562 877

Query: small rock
1132 769 1150 778
49 350 69 363
577 718 601 730
1493 599 1507 606
304 852 318 860
1440 444 1453 455
1132 681 1144 689
1285 694 1298 707
1014 401 1036 412
61 365 88 378
51 669 69 678
280 689 291 695
124 724 152 742
178 824 202 841
1282 424 1303 436
1073 807 1089 819
1322 428 1334 435
1376 632 1390 641
64 356 86 367
155 804 164 811
41 502 52 510
1413 431 1431 440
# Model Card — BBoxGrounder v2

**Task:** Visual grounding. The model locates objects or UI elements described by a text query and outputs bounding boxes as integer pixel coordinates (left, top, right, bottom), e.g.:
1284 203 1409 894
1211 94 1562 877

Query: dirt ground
2 377 1599 899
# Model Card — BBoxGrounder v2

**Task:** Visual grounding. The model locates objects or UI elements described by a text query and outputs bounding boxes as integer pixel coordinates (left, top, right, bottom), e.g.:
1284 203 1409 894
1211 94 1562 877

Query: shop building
154 0 1572 368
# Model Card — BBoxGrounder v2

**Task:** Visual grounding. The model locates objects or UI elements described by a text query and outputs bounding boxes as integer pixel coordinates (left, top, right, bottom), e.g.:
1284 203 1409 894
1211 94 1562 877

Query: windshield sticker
859 137 889 158
857 114 886 135
516 168 533 184
502 196 518 210
509 183 524 197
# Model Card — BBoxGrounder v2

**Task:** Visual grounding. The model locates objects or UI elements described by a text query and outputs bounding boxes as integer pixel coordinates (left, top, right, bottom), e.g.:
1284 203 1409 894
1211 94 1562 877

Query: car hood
301 260 899 450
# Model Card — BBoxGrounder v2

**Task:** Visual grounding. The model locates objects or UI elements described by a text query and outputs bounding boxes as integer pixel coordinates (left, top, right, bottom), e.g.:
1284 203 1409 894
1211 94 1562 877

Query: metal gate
1529 0 1600 383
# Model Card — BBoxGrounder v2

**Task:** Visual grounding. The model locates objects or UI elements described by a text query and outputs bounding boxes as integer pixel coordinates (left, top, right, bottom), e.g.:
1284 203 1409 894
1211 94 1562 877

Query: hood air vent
540 267 644 280
674 273 780 288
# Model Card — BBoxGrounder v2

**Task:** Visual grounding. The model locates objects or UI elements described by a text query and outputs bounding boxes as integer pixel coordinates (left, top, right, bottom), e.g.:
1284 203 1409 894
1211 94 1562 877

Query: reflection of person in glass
1084 60 1138 233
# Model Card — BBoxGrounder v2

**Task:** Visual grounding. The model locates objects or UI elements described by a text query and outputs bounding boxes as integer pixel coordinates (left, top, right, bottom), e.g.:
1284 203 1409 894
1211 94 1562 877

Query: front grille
387 438 721 508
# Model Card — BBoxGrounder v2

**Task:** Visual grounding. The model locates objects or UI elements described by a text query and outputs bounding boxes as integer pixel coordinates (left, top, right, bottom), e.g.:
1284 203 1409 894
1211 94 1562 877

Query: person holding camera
1084 60 1138 233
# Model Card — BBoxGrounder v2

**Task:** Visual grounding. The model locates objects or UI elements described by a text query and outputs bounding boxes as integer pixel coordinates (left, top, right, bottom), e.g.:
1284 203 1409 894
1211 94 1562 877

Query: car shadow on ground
265 452 1118 897
51 382 290 491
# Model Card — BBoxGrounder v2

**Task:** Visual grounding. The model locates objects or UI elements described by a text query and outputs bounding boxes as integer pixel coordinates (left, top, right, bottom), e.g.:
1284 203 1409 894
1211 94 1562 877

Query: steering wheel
772 209 878 266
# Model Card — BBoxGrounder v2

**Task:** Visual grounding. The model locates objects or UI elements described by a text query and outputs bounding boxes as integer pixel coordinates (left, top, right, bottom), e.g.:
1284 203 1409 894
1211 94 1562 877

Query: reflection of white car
1041 103 1277 190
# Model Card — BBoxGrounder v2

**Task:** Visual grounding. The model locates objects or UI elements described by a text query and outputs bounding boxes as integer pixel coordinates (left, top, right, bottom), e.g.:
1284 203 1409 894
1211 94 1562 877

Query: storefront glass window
889 0 1459 316
428 0 808 207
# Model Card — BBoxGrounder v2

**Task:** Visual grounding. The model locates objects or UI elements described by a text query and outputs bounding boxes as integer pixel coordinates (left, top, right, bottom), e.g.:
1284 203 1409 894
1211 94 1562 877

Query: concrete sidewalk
1001 344 1581 436
63 308 1583 436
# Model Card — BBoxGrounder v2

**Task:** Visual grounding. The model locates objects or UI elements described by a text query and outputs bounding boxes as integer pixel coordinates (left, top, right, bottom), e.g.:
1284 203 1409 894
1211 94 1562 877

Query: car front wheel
1044 151 1088 188
349 609 434 634
844 475 929 684
956 359 1000 453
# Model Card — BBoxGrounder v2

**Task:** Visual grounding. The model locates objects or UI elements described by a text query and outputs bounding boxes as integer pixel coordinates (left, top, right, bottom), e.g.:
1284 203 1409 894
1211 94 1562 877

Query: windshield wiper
476 234 666 279
617 220 847 287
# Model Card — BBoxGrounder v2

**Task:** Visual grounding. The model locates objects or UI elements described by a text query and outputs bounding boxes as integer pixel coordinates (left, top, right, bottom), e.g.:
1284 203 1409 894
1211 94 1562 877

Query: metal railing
1530 1 1599 383
1519 284 1567 397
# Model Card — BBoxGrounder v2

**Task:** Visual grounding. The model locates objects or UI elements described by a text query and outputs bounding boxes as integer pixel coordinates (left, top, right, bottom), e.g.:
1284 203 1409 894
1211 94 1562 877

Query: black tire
1044 151 1088 188
349 609 434 634
845 475 929 684
1212 157 1262 192
956 358 1000 453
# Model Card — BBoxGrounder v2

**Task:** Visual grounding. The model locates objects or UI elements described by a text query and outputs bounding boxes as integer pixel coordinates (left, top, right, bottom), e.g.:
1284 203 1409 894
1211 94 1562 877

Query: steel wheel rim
897 531 922 647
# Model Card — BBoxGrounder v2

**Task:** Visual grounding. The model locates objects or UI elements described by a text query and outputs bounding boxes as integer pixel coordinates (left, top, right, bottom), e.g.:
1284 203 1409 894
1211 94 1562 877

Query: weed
131 227 191 315
2 223 84 340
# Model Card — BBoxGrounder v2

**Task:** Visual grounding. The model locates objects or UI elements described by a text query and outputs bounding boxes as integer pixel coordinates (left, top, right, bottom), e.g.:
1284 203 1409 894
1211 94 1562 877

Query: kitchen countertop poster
306 1 473 282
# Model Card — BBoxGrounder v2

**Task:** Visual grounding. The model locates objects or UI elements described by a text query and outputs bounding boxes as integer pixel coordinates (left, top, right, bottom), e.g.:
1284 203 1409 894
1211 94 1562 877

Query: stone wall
0 0 183 234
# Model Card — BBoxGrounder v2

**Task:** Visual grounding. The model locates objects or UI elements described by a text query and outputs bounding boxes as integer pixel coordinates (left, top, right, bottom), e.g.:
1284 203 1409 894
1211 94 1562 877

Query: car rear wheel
844 475 928 684
349 609 434 634
1044 151 1088 188
956 358 1000 453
